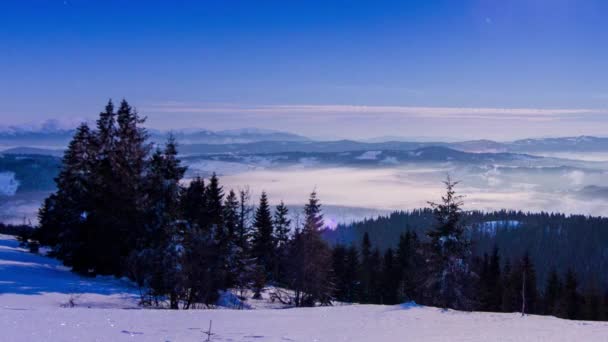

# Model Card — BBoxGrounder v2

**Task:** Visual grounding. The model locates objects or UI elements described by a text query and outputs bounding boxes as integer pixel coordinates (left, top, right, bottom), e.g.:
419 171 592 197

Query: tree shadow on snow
0 236 135 296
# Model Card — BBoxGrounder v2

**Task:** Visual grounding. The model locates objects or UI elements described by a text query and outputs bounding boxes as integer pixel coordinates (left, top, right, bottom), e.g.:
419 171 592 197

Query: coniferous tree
519 252 538 315
359 232 373 303
381 248 400 305
137 136 186 309
583 281 602 321
543 268 562 316
273 201 291 283
180 177 222 307
425 176 473 310
396 231 423 302
344 245 361 302
501 260 517 312
251 192 276 282
560 269 581 319
37 123 95 272
478 246 502 311
331 244 349 301
287 191 333 307
369 248 382 304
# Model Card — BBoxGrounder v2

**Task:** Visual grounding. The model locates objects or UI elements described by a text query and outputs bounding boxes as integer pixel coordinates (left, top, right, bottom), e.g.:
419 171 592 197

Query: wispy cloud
144 103 602 122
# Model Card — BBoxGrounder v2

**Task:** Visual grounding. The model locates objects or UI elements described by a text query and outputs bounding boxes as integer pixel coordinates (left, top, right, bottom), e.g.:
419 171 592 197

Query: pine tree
252 192 276 277
560 269 581 319
396 231 423 302
37 123 95 272
251 192 275 297
287 191 333 307
331 244 349 301
381 248 400 305
501 260 516 312
359 232 373 303
205 173 224 232
344 245 361 302
180 177 223 307
369 248 382 304
425 176 473 310
113 99 151 274
273 201 291 283
479 246 502 311
543 268 562 316
224 190 239 239
136 136 186 309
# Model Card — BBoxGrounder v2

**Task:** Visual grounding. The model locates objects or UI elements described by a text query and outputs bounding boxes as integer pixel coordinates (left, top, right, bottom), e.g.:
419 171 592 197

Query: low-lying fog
2 151 608 226
211 160 608 223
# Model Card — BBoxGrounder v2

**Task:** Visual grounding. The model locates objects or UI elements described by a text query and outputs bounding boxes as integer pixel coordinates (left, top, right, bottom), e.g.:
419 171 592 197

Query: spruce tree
251 192 275 297
37 123 95 272
344 245 361 302
273 201 291 283
137 136 186 309
560 269 581 319
425 176 473 310
396 231 423 302
544 268 562 316
381 248 400 305
359 232 373 303
287 191 333 306
252 192 276 277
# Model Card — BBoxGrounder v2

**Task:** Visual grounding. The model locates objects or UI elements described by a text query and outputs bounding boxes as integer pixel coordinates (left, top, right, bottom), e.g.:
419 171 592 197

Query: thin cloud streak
144 103 602 121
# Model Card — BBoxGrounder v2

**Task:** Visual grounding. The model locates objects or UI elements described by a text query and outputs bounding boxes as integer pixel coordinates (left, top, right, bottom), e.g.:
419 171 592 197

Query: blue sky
1 0 608 140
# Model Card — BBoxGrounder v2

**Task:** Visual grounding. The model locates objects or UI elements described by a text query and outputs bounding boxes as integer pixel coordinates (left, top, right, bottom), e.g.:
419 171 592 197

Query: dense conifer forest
20 100 608 321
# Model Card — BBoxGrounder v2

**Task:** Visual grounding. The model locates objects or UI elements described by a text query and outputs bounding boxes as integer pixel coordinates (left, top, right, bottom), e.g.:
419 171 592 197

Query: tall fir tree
287 191 333 306
381 248 400 305
560 269 581 319
251 192 275 297
359 232 373 303
544 268 562 316
37 123 95 272
425 176 473 310
273 201 291 283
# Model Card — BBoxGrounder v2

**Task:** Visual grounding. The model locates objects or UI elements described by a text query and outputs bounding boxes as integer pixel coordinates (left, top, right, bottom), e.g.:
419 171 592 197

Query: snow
478 220 521 235
356 150 382 160
0 172 19 196
1 234 608 341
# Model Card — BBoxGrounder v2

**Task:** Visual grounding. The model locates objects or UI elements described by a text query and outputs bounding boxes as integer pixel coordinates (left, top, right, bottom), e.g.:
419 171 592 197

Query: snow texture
1 235 607 341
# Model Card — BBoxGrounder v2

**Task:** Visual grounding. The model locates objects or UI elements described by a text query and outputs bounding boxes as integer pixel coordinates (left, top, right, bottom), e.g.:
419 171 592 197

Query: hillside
1 234 607 341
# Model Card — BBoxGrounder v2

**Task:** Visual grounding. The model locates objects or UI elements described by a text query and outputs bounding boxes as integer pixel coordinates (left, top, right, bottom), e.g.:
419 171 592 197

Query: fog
214 162 608 221
3 154 608 226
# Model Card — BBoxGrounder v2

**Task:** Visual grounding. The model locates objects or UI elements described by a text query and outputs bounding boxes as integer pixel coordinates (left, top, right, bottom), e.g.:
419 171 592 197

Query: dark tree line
35 100 334 309
325 208 608 295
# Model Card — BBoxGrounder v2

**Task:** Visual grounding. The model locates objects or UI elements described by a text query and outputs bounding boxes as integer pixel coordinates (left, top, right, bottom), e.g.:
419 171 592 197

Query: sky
1 0 608 140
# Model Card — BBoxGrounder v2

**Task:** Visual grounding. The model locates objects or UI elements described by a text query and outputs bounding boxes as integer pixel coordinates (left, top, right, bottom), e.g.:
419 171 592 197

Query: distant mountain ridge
2 123 608 156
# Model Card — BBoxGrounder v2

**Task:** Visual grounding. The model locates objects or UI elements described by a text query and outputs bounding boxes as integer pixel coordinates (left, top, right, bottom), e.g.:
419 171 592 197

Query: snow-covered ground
1 234 607 341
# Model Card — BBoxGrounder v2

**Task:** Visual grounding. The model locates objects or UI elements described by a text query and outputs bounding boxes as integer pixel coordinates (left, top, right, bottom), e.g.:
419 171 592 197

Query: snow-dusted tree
424 176 473 310
136 135 187 308
273 201 291 283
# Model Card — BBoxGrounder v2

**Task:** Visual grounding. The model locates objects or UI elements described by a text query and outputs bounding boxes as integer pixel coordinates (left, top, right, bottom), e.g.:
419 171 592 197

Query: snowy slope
1 234 607 341
0 235 139 309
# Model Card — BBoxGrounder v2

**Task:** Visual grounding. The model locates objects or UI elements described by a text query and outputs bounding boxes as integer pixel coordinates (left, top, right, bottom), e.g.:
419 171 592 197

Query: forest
26 100 608 321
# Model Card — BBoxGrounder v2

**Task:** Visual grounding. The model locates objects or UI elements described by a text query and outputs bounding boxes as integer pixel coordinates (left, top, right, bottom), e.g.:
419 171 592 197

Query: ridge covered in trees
31 100 608 321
